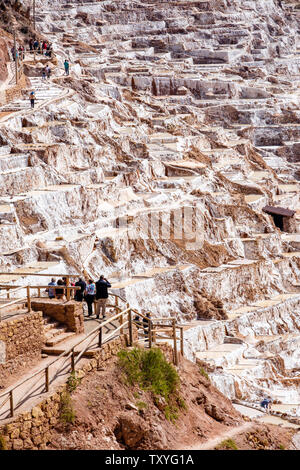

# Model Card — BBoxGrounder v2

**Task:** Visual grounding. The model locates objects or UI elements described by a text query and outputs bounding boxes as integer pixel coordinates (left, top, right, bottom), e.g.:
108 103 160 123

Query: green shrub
118 347 179 400
177 396 187 410
216 439 238 450
60 391 76 425
66 371 81 393
0 435 7 451
136 401 148 411
198 366 210 381
118 347 185 420
165 405 179 423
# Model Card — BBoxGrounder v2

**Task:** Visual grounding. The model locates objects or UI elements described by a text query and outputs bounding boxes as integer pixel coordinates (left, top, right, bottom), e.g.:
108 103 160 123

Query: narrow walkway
0 313 123 422
186 422 253 450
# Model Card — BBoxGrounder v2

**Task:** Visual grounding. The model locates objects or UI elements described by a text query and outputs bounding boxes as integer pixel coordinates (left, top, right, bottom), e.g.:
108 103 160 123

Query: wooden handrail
0 273 79 277
0 285 81 290
0 288 184 418
0 297 27 310
0 305 131 410
0 285 24 298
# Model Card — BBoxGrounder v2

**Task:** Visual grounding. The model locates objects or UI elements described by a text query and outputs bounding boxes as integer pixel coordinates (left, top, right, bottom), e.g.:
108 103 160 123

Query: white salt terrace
0 0 300 431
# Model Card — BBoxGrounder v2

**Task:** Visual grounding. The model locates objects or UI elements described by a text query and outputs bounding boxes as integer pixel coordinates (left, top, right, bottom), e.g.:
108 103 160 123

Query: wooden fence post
128 306 133 347
180 327 184 357
172 319 178 366
27 286 31 312
98 326 102 348
71 349 75 373
45 366 49 392
10 390 14 417
120 312 124 335
66 277 70 301
148 320 152 349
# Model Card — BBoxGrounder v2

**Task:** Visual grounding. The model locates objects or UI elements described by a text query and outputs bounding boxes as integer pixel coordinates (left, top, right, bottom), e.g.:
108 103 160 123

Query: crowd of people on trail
29 38 53 58
11 39 53 62
46 275 112 320
11 45 25 61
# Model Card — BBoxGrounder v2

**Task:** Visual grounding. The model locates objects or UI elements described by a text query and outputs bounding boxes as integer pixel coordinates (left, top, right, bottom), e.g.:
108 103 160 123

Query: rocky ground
46 354 298 450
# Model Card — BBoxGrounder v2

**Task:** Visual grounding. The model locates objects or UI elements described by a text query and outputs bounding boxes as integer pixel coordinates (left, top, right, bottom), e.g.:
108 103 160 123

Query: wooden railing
23 49 56 63
0 294 132 419
0 286 185 419
0 282 81 322
0 272 80 302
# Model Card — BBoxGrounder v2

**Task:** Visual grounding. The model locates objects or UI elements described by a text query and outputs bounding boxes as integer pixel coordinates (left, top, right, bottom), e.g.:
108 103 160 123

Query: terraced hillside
1 0 300 421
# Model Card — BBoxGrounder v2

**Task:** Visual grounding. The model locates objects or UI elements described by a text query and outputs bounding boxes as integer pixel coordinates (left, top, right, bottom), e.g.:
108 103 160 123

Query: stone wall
31 300 84 334
3 73 28 106
0 312 44 387
0 332 139 450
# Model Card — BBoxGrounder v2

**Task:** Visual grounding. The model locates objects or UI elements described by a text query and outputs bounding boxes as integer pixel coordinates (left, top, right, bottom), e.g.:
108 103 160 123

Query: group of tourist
29 38 53 58
46 275 111 320
11 39 53 62
10 45 24 62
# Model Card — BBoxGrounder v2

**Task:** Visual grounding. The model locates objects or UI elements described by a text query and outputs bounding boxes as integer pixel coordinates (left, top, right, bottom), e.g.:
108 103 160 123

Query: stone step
41 347 100 357
45 330 76 347
43 320 61 331
45 324 69 340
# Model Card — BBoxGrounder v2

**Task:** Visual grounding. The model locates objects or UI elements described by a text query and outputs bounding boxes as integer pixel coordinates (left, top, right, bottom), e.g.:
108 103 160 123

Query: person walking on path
46 278 56 299
45 64 51 79
74 277 86 302
95 275 111 319
64 59 70 76
85 279 96 317
29 90 36 109
260 397 272 413
42 68 46 80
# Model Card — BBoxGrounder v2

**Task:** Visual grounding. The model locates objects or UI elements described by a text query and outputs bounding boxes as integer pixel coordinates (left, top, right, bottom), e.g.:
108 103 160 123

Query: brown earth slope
46 351 297 450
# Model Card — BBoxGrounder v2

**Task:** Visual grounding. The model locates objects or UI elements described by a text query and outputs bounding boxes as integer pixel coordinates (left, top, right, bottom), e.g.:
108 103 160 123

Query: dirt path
186 422 254 450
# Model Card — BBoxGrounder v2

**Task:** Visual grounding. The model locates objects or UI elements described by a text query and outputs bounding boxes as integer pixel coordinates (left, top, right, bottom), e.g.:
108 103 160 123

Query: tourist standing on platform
95 275 111 319
55 279 65 300
85 279 96 317
74 277 86 302
46 278 56 299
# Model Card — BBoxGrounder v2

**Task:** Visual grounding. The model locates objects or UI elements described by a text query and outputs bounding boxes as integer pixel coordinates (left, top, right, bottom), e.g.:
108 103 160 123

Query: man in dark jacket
74 277 86 302
95 275 111 319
